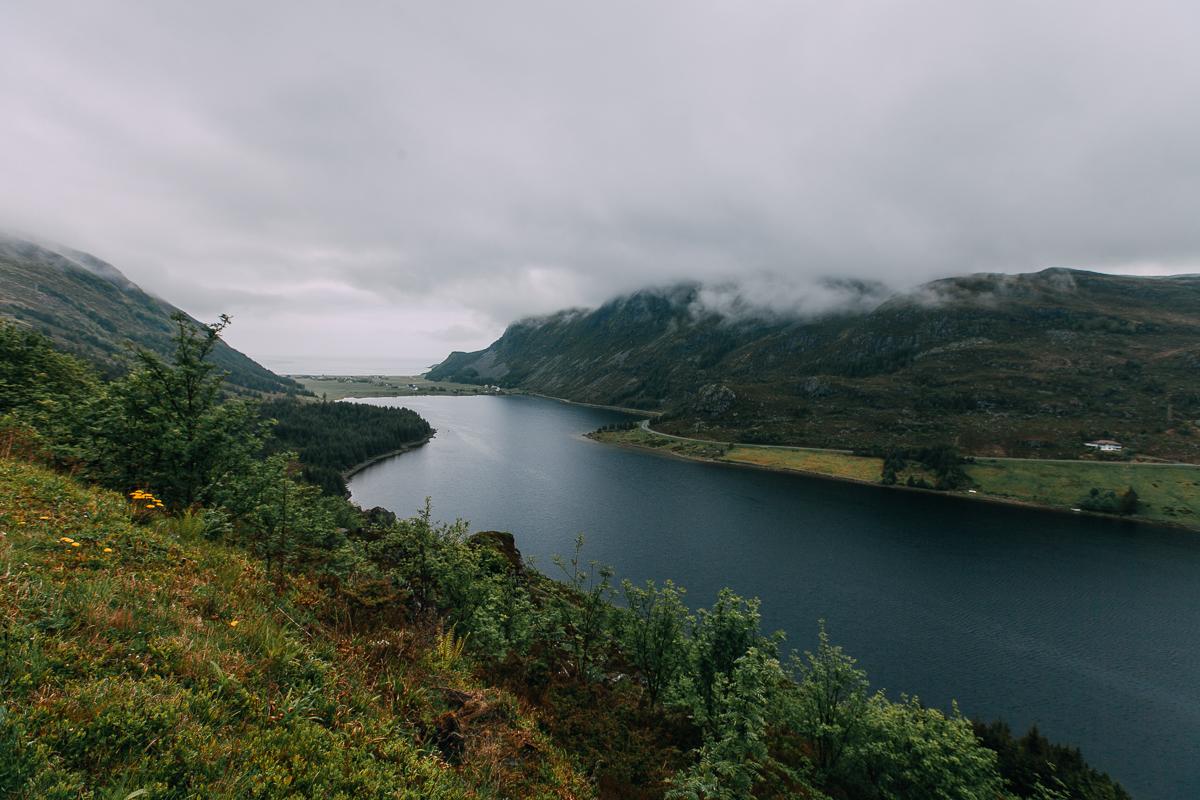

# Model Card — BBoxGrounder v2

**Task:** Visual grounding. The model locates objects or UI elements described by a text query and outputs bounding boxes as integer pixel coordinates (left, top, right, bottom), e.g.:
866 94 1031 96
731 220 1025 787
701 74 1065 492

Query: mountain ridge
429 268 1200 461
0 235 302 395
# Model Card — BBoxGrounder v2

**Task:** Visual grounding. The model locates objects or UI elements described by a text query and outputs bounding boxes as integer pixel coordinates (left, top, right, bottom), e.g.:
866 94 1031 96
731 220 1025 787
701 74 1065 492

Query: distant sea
257 356 441 377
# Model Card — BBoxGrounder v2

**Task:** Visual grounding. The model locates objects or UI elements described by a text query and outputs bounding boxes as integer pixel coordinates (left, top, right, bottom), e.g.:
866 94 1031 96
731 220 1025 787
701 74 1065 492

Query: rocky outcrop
695 383 736 416
468 530 524 573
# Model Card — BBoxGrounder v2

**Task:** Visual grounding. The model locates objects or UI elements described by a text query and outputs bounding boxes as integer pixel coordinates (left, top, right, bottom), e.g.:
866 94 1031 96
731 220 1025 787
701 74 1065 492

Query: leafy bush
1078 487 1139 515
974 720 1131 800
875 444 971 490
620 579 690 706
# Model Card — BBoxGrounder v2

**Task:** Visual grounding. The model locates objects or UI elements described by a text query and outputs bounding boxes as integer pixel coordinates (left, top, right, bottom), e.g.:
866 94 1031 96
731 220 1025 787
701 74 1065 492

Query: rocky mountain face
429 269 1200 460
0 236 302 395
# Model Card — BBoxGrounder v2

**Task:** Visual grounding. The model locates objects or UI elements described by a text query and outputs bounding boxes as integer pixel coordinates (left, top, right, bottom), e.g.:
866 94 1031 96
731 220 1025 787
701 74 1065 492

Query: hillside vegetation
0 316 1130 798
0 236 301 395
0 459 586 799
261 398 433 495
429 270 1200 462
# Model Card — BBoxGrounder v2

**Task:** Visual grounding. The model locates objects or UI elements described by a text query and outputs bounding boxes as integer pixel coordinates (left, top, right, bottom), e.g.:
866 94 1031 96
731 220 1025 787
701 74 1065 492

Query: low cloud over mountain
4 2 1200 367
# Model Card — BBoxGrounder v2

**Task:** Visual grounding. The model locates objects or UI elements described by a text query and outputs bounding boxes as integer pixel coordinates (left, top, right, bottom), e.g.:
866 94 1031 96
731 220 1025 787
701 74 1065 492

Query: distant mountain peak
0 235 134 290
427 267 1200 460
0 235 301 395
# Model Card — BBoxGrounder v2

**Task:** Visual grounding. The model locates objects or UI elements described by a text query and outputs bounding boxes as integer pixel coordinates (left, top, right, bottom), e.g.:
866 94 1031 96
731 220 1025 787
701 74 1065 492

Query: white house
1084 439 1123 452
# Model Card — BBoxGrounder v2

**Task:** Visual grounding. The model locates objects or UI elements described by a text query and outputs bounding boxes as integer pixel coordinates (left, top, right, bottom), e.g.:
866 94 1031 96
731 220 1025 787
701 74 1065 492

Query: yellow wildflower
229 620 239 628
59 536 74 543
70 541 81 548
103 547 113 553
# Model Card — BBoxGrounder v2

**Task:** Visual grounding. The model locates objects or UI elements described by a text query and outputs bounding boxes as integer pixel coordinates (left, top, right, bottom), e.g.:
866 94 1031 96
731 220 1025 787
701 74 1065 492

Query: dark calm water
348 395 1200 800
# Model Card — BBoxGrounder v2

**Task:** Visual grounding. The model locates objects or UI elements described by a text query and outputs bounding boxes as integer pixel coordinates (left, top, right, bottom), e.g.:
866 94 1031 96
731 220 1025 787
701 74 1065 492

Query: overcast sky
3 1 1199 372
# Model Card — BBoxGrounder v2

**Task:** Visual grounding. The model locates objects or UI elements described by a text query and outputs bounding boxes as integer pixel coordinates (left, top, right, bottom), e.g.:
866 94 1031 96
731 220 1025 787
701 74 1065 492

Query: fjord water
349 395 1200 800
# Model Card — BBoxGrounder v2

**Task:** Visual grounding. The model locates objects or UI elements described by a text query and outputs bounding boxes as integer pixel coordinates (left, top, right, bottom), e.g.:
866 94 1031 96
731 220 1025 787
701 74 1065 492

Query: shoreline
524 392 663 417
333 391 1197 533
341 431 436 480
587 430 1200 534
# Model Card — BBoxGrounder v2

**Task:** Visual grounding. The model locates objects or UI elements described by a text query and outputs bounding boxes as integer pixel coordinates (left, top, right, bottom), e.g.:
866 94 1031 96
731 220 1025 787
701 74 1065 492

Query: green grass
592 427 730 459
594 427 1200 530
293 375 504 401
967 459 1200 526
0 459 589 799
725 446 884 483
593 428 883 482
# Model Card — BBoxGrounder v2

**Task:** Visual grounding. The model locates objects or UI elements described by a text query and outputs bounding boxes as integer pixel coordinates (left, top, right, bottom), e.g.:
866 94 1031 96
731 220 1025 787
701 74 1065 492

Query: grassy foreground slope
0 459 586 800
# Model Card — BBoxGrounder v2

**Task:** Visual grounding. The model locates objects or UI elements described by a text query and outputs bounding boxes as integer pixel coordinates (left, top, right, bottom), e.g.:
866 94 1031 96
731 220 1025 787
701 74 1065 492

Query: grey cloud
2 1 1200 368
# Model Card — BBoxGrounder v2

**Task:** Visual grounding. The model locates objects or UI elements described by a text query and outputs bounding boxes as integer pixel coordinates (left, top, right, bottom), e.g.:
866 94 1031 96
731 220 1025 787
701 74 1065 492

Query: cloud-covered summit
3 1 1199 369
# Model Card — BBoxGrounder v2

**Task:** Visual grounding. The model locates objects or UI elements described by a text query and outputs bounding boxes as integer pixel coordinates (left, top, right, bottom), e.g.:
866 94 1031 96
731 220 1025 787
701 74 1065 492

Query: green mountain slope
0 236 301 394
429 269 1200 460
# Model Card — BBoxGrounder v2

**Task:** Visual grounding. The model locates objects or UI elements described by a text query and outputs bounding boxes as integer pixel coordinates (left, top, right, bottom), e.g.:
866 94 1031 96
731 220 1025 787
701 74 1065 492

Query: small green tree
366 499 474 613
213 452 346 578
551 535 615 679
0 323 98 462
463 568 537 663
683 589 773 732
848 696 1007 800
667 647 786 800
786 622 870 781
89 313 265 508
620 578 691 706
1078 486 1140 516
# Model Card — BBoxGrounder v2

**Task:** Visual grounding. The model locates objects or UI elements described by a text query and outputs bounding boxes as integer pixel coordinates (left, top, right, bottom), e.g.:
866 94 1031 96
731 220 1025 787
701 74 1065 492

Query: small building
1085 439 1123 452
